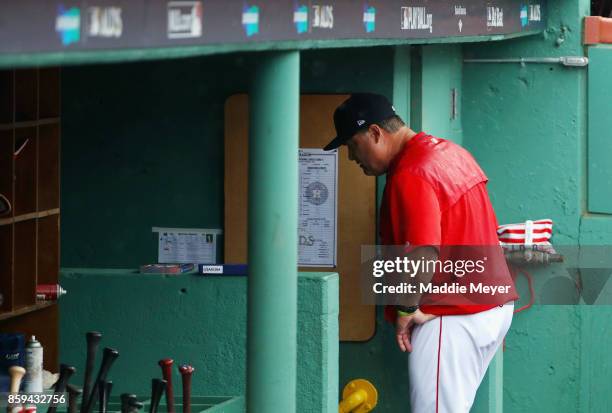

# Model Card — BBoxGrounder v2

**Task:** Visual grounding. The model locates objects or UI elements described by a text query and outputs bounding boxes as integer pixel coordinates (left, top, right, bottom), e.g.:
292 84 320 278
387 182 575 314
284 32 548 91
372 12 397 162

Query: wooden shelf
0 117 60 131
0 301 54 321
0 67 60 372
0 208 60 226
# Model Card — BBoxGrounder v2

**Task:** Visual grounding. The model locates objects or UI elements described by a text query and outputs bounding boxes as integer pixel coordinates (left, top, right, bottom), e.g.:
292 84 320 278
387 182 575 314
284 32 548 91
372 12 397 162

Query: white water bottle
23 336 43 392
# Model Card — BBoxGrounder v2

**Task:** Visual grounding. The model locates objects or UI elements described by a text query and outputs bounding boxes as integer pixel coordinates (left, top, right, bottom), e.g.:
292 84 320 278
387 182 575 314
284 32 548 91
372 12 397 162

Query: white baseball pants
408 304 514 413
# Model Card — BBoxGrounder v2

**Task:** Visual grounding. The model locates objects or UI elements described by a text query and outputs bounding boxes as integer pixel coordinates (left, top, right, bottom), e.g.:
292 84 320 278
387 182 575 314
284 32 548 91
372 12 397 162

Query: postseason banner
0 0 546 54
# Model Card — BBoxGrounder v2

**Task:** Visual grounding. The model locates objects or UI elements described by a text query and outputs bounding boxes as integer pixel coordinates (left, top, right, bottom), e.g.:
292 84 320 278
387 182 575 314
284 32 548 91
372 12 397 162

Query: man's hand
396 309 438 352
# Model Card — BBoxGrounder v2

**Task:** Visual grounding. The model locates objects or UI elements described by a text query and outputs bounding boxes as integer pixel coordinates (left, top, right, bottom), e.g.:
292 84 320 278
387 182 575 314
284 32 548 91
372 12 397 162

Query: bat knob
9 366 26 378
86 332 102 342
103 348 119 359
158 359 173 367
60 364 77 376
178 365 194 376
120 394 137 413
128 401 144 413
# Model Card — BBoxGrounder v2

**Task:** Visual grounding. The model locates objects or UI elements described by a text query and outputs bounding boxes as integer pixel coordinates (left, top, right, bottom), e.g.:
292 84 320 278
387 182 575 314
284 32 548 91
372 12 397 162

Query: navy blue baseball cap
324 93 396 151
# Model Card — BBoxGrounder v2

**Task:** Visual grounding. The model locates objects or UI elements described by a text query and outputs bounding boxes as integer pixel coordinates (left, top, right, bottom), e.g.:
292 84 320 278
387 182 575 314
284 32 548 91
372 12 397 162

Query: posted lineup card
153 227 222 264
299 149 338 267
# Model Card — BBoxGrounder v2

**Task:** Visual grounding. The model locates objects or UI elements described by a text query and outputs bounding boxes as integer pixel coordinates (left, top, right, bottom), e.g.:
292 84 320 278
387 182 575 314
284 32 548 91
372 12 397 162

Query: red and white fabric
497 219 556 253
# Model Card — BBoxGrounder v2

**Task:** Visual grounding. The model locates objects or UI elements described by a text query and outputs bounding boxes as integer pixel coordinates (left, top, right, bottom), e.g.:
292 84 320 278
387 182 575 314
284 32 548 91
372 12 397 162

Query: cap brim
323 136 344 151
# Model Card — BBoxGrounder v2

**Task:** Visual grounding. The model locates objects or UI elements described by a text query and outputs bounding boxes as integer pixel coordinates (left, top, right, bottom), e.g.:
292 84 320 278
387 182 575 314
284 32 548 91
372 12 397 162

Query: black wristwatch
396 305 419 315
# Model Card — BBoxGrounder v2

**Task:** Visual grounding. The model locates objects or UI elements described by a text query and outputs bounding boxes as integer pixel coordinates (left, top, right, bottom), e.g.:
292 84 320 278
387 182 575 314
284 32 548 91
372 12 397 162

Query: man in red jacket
324 93 517 412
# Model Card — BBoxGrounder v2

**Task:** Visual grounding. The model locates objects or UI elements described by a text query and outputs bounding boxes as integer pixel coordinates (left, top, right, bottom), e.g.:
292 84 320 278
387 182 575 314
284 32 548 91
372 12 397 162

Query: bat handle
98 381 112 413
178 365 194 413
48 364 76 413
82 332 102 413
149 379 166 413
8 366 26 394
158 359 174 413
84 348 119 413
8 366 26 413
66 384 82 413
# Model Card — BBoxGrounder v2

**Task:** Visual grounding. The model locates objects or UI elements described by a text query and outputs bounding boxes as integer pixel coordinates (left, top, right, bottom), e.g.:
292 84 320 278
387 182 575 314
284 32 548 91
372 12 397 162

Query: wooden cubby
0 67 61 372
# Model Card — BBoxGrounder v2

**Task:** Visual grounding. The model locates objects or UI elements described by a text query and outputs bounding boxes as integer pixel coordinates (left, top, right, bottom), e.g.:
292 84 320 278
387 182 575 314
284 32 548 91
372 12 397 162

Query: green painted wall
418 44 464 144
59 270 339 413
60 48 393 269
463 0 612 412
586 45 612 213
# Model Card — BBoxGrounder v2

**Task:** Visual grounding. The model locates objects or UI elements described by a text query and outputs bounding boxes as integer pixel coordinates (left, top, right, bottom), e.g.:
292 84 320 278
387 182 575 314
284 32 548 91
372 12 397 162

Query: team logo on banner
363 5 376 33
401 6 433 33
312 4 333 29
167 1 203 39
242 5 260 37
294 4 308 34
87 7 123 38
55 5 81 45
519 5 528 27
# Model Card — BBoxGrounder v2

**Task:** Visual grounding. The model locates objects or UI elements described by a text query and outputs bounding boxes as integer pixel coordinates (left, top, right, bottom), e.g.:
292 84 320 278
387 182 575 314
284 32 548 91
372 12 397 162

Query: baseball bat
66 384 82 413
48 364 76 413
157 359 174 413
83 348 119 413
120 394 137 413
81 332 102 413
178 365 194 413
98 381 112 413
8 366 25 413
8 366 25 393
149 379 166 413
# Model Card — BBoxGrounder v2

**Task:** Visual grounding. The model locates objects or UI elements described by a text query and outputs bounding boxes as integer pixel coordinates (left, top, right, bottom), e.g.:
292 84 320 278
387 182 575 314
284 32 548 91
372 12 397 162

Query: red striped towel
497 219 555 253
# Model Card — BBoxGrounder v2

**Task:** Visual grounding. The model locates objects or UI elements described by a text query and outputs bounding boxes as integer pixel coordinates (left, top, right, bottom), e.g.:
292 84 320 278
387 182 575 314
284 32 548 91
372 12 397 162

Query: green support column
247 50 300 413
377 46 412 238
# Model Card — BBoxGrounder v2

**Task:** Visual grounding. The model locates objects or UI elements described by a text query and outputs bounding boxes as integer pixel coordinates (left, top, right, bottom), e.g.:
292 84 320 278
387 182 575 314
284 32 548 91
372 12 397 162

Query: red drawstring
513 266 535 314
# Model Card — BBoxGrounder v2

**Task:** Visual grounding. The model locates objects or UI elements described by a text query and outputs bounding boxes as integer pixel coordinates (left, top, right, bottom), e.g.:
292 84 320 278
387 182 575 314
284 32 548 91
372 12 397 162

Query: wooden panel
0 224 13 311
39 68 60 119
0 304 59 372
14 69 37 122
14 127 37 215
224 94 376 341
0 129 13 207
0 70 13 124
13 219 36 308
37 214 60 285
38 123 60 211
224 97 249 264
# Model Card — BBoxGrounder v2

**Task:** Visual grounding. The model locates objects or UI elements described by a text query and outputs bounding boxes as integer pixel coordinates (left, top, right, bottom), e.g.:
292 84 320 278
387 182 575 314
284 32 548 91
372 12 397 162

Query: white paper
152 227 222 264
298 149 338 267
